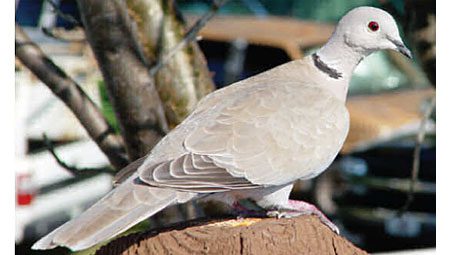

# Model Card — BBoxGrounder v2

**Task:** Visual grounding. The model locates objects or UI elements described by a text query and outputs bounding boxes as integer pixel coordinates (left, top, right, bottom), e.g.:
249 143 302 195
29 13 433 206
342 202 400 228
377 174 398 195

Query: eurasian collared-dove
33 6 412 251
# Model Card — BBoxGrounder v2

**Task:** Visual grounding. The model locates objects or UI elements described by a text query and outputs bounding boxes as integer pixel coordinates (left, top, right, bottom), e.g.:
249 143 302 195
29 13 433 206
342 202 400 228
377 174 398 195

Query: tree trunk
126 0 215 128
95 216 368 255
77 0 169 161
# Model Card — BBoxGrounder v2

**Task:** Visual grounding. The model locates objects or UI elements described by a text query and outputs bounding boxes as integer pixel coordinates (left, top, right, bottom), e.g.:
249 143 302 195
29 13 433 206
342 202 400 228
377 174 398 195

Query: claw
232 199 340 234
266 210 282 218
266 210 308 219
266 200 340 234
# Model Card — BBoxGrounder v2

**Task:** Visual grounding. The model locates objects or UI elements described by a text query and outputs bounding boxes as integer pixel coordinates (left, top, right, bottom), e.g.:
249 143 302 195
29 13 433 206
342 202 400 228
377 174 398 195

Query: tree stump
95 216 368 255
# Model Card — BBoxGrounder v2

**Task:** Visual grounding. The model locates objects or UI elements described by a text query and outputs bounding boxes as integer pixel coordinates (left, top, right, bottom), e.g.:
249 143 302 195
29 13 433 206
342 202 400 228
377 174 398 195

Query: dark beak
390 38 412 59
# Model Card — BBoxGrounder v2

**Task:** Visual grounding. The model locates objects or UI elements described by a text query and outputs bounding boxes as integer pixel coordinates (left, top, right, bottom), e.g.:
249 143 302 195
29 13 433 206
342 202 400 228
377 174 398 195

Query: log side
95 216 368 255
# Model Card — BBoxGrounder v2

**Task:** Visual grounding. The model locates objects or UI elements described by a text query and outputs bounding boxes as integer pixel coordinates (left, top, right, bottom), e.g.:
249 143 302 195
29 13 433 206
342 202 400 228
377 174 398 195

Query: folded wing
139 81 349 189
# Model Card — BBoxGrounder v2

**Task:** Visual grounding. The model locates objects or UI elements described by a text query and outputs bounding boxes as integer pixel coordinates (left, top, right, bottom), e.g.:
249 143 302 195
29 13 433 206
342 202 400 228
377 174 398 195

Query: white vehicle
15 139 113 244
15 27 113 244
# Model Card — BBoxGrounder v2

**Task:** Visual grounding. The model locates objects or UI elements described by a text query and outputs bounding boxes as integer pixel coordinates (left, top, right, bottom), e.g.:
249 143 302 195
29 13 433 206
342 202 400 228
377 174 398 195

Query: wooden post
95 216 368 255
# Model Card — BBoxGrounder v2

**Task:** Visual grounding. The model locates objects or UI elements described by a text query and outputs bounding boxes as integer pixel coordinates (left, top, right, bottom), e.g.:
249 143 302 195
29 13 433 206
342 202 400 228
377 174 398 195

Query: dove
33 6 412 251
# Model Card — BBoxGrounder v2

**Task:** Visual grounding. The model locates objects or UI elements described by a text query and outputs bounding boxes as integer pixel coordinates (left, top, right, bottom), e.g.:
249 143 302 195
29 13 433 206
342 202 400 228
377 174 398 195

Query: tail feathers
32 174 178 251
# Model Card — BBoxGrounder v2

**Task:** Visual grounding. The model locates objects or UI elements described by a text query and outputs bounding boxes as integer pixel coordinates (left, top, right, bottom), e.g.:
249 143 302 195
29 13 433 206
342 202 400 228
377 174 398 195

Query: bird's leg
266 199 339 234
232 199 267 218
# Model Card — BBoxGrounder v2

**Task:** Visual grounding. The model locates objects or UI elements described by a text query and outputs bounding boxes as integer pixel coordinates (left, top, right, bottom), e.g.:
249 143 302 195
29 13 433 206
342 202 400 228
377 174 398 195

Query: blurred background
15 0 435 254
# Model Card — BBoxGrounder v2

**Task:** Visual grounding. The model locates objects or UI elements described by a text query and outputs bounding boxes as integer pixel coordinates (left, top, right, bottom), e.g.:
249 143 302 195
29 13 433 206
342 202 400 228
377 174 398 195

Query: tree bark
126 0 215 128
77 0 169 161
15 24 129 170
95 216 368 255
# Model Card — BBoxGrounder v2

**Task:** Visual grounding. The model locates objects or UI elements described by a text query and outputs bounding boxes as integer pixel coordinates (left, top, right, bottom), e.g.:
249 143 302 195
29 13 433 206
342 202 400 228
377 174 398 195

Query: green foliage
98 80 120 134
177 0 392 21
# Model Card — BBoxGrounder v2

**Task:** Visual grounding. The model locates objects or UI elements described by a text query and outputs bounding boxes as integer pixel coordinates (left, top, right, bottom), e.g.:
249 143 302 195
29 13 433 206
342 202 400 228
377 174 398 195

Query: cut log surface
95 216 368 255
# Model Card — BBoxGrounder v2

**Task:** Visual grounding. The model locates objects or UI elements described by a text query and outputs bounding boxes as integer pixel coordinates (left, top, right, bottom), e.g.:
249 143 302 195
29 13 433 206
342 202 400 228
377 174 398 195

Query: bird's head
333 6 412 59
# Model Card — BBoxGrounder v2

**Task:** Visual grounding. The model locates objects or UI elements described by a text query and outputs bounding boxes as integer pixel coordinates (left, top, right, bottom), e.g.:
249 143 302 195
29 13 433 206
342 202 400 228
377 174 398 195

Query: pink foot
267 199 339 234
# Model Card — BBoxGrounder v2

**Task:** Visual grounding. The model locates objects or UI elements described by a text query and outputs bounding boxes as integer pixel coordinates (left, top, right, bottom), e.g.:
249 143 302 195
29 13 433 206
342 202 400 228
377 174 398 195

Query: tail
32 173 179 251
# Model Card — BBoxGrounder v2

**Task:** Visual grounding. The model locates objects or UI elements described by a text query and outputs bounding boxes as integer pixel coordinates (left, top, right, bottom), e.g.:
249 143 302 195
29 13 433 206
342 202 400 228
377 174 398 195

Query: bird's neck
315 37 367 83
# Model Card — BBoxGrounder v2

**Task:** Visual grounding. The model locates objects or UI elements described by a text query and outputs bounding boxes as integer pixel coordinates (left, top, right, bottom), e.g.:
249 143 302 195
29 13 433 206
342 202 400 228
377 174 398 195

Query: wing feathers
140 153 258 192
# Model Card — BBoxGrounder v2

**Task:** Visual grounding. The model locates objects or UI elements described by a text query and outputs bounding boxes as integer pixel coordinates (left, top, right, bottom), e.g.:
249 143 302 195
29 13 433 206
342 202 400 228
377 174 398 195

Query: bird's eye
368 21 379 32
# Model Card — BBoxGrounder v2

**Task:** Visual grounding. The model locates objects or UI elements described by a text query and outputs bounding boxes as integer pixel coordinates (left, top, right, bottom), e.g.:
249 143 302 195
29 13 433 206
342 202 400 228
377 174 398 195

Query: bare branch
149 0 229 77
41 27 85 43
43 0 81 26
42 134 114 176
398 95 436 215
76 0 169 160
15 24 129 170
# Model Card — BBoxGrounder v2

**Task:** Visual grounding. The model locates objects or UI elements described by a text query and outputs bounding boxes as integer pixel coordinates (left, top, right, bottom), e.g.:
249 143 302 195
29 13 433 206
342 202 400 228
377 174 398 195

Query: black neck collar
312 53 343 79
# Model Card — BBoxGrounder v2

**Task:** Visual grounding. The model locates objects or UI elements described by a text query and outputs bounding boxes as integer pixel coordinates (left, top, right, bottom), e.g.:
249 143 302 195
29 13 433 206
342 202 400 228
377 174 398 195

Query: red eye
368 21 379 31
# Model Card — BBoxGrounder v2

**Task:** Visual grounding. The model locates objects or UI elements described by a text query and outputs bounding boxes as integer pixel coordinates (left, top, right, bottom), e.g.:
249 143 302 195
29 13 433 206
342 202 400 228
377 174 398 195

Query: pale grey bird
33 6 412 251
